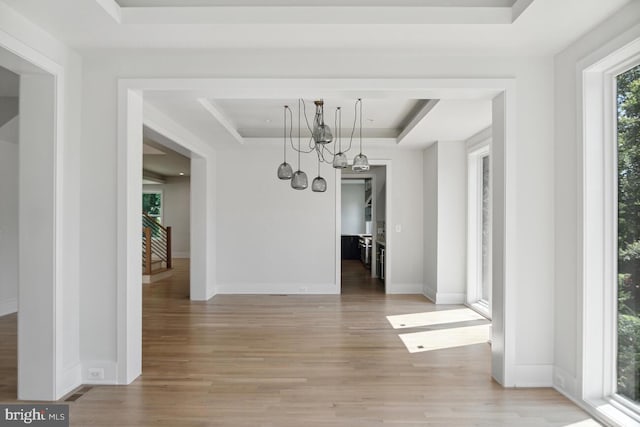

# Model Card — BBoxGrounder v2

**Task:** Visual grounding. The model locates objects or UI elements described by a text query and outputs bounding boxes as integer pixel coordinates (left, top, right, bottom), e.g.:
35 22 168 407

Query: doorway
119 77 516 388
141 131 192 284
0 39 63 399
340 165 387 294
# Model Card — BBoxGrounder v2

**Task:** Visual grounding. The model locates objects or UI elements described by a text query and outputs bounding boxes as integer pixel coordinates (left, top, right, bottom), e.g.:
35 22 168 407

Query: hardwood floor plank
0 259 599 425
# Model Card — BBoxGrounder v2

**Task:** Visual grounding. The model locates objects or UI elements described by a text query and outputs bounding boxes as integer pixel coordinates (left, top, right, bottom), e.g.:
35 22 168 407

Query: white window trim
581 36 640 427
467 142 492 320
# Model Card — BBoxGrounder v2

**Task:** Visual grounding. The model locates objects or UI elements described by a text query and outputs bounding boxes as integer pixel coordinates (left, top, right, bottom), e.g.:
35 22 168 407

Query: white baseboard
435 292 466 304
422 288 466 305
512 364 553 387
172 251 190 259
81 360 118 385
215 283 340 295
57 363 82 398
423 286 436 302
0 297 17 316
552 365 578 399
386 283 424 294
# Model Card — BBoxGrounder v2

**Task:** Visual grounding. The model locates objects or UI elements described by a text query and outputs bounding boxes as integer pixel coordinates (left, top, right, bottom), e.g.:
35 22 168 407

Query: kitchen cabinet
341 235 360 260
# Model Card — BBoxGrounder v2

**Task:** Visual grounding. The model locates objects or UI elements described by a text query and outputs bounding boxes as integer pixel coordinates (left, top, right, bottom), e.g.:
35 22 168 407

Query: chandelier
277 98 370 192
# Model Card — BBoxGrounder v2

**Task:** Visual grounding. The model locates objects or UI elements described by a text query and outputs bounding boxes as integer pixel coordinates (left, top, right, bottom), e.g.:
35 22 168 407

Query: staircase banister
142 211 169 232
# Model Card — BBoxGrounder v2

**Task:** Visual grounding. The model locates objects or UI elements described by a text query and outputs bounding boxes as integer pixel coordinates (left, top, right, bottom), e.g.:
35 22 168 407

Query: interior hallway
341 259 384 295
0 259 596 426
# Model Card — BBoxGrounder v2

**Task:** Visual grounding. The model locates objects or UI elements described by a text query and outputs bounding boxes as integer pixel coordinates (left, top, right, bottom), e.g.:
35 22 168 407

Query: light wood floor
0 259 599 426
341 259 385 294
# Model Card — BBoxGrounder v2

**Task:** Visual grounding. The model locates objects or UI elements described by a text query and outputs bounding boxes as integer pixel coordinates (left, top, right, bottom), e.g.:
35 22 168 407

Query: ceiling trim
131 78 503 99
97 2 537 25
197 98 245 145
119 6 515 25
96 0 122 23
466 125 492 147
142 169 166 183
511 0 534 22
396 99 440 145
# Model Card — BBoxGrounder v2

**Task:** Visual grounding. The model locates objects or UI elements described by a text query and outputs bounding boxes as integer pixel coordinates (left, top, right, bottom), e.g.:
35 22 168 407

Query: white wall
553 1 640 401
437 141 467 303
144 176 191 257
215 144 338 293
423 144 438 297
0 136 18 316
422 141 467 304
341 182 365 235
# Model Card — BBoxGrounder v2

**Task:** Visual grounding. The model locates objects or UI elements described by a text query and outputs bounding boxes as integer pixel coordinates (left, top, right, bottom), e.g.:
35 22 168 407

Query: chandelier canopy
277 98 370 192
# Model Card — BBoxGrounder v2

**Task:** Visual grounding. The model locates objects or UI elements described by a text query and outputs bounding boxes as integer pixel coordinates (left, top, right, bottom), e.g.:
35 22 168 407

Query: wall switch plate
88 368 104 380
395 224 402 232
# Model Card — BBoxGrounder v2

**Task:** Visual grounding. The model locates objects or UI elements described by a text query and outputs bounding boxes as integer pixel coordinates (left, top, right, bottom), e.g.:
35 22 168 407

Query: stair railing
142 212 172 275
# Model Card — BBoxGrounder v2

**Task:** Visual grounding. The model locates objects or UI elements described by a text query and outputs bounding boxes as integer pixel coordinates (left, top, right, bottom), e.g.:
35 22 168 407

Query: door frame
118 77 517 387
0 28 68 400
336 165 388 290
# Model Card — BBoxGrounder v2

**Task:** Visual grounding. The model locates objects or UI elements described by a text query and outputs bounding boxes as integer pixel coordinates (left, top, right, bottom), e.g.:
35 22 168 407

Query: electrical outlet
555 374 565 389
88 368 104 380
299 286 308 293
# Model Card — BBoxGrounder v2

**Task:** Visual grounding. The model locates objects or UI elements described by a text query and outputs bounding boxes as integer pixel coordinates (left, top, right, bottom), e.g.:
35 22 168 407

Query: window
581 36 640 427
616 64 640 407
142 190 162 224
467 144 491 318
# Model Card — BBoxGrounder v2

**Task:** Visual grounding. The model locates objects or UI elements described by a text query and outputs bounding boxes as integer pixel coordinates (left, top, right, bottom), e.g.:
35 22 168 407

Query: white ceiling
0 0 630 53
399 100 492 147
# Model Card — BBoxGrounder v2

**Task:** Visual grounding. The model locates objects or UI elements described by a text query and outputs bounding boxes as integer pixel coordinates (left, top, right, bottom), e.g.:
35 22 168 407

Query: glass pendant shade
277 162 293 180
291 170 308 190
352 153 370 172
313 124 333 145
313 101 333 144
333 152 348 169
312 176 327 192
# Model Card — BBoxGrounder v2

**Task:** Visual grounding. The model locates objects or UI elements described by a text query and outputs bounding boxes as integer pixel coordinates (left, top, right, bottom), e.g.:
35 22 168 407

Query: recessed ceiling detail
208 98 426 141
102 0 534 25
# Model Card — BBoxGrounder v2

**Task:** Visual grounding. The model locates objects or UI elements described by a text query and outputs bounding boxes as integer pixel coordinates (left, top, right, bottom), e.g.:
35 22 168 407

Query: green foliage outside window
142 193 161 217
618 64 640 402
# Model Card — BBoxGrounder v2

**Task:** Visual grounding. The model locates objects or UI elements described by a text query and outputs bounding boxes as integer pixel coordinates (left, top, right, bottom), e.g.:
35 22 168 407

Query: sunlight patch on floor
399 324 490 353
387 308 486 329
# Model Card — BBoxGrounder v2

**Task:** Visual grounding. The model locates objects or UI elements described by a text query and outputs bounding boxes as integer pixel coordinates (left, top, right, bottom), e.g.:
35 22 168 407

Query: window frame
581 37 640 426
467 142 492 319
611 62 640 417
